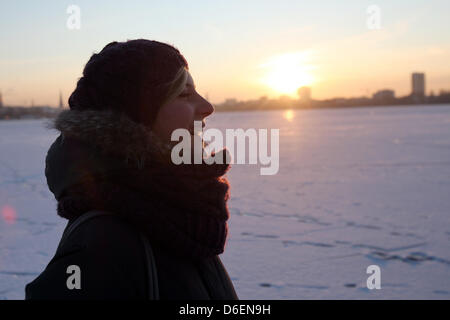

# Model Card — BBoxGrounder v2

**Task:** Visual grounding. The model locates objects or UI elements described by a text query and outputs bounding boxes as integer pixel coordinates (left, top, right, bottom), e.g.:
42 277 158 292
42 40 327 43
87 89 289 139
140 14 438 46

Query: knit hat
68 39 189 128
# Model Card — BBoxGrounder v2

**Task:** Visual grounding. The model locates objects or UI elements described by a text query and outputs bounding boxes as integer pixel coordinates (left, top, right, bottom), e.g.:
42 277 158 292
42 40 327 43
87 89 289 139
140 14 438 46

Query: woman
25 39 238 300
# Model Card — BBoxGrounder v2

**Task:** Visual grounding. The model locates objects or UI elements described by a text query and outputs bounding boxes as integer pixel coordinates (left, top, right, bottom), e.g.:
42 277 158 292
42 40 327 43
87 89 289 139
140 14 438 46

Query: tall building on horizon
59 91 63 109
412 72 425 97
0 90 3 108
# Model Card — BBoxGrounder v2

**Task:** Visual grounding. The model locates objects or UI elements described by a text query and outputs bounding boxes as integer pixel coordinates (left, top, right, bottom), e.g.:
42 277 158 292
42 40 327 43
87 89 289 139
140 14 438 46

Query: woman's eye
179 92 192 98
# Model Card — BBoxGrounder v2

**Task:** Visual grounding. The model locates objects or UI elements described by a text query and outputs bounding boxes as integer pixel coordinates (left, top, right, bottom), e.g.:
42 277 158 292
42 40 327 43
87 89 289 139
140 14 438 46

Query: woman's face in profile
152 72 214 144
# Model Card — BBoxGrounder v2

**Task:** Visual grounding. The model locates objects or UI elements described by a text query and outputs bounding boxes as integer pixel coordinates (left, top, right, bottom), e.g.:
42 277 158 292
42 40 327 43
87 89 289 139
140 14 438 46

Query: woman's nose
198 96 214 118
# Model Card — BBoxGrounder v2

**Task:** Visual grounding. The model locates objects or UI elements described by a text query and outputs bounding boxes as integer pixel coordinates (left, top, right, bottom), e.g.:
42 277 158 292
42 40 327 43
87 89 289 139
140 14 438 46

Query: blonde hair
159 66 189 108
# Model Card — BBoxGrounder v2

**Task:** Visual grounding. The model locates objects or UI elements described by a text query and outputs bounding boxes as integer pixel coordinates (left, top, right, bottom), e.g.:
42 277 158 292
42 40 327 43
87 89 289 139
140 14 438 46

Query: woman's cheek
178 107 196 129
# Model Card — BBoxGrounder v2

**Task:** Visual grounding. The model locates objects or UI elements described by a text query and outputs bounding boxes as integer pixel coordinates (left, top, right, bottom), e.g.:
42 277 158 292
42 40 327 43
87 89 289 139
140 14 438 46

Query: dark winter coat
25 212 238 300
25 109 238 300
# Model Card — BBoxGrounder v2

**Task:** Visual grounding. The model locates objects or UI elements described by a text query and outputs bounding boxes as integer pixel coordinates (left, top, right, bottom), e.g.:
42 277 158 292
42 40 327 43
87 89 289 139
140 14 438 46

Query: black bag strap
58 210 159 299
58 210 112 252
139 233 160 300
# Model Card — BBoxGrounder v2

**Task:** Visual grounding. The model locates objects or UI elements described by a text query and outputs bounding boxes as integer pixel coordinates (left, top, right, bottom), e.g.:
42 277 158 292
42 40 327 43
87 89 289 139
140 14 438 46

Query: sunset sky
1 0 449 106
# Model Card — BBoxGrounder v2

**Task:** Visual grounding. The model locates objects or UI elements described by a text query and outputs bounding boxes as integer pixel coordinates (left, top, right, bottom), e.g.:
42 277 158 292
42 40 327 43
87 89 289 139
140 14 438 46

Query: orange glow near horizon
259 51 315 97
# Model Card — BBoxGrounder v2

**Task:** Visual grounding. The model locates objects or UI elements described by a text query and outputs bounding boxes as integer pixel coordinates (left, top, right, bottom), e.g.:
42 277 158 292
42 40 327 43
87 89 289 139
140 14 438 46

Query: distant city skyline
0 71 445 109
0 70 445 109
1 0 450 107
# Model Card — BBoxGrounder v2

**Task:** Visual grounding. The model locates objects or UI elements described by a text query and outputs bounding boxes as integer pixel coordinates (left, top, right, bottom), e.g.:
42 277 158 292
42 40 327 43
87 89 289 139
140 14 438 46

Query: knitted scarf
45 109 232 260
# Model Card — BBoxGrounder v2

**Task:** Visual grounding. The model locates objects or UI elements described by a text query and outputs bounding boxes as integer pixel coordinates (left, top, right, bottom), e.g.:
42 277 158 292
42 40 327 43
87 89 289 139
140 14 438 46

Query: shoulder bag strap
57 210 113 252
139 233 160 300
57 210 159 300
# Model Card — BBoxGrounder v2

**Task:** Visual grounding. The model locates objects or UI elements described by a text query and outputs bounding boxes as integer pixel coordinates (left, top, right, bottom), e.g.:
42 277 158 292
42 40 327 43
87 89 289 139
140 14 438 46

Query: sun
259 51 315 96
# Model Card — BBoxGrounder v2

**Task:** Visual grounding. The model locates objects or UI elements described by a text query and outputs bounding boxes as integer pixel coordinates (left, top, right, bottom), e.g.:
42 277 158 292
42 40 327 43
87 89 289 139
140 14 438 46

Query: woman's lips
189 122 205 135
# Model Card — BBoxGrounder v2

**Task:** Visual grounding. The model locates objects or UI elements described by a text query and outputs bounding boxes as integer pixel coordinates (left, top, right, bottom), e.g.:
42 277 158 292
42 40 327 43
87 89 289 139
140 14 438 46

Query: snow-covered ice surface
1 105 450 299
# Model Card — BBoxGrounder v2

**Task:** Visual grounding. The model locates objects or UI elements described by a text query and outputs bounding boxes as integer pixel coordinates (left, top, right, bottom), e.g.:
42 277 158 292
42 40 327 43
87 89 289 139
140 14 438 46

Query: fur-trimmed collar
46 109 173 169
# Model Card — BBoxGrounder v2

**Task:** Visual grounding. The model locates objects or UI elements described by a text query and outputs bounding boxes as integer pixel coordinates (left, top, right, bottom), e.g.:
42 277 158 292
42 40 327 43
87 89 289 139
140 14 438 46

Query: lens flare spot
2 205 16 224
283 109 294 121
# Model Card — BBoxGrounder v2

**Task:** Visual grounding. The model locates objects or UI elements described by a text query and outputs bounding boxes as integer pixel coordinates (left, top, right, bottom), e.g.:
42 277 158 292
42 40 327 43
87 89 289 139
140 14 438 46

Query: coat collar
46 109 173 169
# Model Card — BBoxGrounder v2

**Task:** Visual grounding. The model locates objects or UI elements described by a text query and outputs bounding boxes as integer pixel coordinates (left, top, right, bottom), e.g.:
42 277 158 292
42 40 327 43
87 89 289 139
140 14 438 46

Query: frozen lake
1 104 450 299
